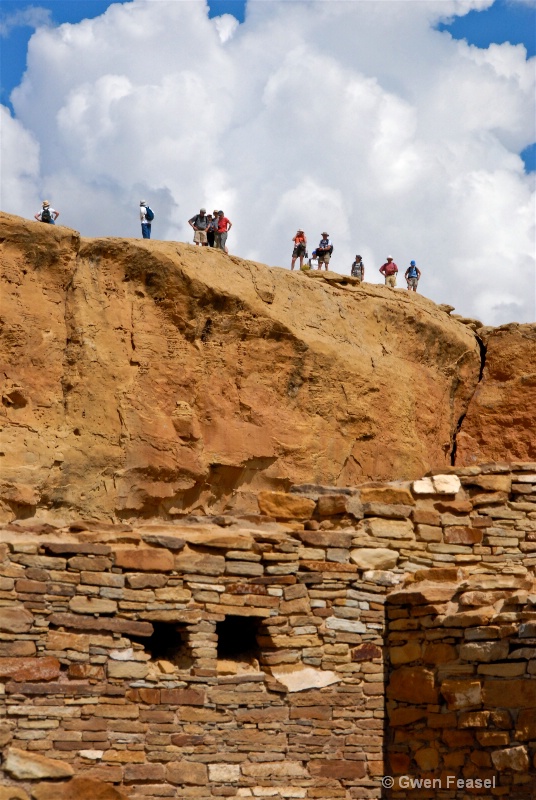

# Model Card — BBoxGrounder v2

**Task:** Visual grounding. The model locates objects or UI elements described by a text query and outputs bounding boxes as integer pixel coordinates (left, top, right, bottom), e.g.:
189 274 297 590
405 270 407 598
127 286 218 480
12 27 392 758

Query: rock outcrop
455 323 536 465
0 212 534 522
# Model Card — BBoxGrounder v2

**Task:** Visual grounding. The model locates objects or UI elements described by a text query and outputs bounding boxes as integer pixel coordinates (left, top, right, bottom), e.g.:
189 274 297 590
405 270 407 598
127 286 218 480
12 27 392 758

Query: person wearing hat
139 200 154 239
351 254 365 283
215 210 232 254
34 200 59 225
206 212 218 247
379 255 398 287
316 232 333 270
188 208 209 246
404 260 421 292
290 228 307 270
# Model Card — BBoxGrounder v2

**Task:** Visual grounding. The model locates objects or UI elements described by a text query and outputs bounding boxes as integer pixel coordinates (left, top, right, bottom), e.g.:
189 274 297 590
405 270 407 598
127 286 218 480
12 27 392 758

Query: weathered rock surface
0 212 532 521
456 323 536 464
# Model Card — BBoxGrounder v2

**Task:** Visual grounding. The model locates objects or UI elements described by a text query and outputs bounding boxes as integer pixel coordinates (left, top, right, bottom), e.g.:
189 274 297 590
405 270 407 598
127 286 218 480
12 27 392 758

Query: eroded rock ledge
1 463 535 799
3 211 534 523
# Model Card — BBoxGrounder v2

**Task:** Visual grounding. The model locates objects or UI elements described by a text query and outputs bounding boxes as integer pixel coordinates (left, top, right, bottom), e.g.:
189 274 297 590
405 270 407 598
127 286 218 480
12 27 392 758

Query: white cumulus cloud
1 0 535 325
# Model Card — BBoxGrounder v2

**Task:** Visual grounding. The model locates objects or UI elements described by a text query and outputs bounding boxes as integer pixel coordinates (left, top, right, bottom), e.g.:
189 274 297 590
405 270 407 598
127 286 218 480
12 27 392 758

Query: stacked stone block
0 463 534 799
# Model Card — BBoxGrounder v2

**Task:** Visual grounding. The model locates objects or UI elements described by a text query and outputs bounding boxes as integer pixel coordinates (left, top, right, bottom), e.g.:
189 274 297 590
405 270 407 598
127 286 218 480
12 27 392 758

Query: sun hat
322 231 329 236
387 255 393 259
410 260 416 266
218 210 224 214
200 208 206 213
140 200 146 206
43 200 50 206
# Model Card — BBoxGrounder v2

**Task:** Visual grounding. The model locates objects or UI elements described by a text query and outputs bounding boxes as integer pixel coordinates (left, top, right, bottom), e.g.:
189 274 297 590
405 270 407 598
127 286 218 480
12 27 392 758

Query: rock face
0 212 532 521
455 323 536 465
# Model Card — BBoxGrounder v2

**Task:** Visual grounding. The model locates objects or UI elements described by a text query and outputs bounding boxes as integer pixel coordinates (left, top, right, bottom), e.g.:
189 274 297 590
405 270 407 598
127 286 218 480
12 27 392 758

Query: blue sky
1 0 535 169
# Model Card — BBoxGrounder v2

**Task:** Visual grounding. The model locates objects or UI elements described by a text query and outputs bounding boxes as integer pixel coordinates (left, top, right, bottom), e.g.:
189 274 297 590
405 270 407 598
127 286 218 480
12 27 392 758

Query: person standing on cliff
35 200 59 224
316 232 332 270
206 214 216 247
188 208 209 246
351 254 364 282
379 255 398 287
215 210 232 253
290 228 307 270
140 200 153 239
405 260 421 292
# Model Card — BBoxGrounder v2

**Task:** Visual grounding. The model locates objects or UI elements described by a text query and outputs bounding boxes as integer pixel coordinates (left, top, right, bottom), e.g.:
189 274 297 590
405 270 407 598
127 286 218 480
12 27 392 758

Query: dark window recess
131 622 192 668
216 615 261 660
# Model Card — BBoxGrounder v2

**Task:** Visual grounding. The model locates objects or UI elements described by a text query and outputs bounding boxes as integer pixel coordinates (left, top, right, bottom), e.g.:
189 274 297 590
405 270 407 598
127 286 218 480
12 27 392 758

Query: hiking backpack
41 207 52 223
145 206 154 222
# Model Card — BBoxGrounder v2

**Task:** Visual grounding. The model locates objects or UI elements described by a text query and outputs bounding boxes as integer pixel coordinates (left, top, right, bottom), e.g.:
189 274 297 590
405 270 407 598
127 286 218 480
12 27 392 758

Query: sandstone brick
390 641 422 664
166 760 208 785
491 745 529 772
124 763 165 781
316 494 348 516
444 526 483 544
208 763 240 783
389 752 411 774
48 612 153 637
258 491 315 519
309 759 366 779
414 747 439 770
349 547 398 570
422 643 458 664
241 761 309 778
351 643 382 662
515 708 536 740
465 475 512 492
114 548 174 572
365 518 414 539
416 524 442 542
483 679 536 708
107 660 148 679
362 485 416 505
4 747 75 779
389 708 426 726
69 596 118 614
0 657 60 683
458 711 490 728
174 551 225 575
388 667 439 704
160 688 205 705
459 640 509 662
0 606 34 633
440 679 482 710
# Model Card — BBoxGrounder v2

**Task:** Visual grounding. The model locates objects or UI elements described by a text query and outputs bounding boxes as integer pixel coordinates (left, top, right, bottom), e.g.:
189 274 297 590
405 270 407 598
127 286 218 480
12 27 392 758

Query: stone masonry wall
0 463 535 800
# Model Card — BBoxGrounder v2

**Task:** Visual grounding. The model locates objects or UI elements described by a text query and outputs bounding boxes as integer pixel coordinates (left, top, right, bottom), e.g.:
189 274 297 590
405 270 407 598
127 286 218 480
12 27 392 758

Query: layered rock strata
1 463 535 799
0 212 486 521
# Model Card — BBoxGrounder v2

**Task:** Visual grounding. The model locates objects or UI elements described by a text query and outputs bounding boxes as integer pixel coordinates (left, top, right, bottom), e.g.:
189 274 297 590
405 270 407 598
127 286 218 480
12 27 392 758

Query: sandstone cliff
0 212 533 522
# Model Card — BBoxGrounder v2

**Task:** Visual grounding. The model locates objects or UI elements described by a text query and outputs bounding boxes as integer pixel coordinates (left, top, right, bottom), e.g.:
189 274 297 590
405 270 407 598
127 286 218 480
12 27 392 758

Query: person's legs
141 223 151 239
214 233 222 250
220 232 228 254
291 258 297 270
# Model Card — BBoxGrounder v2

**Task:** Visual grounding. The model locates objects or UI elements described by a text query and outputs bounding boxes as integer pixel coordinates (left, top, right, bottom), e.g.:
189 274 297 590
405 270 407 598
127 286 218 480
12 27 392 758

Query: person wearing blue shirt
317 232 332 270
405 260 421 292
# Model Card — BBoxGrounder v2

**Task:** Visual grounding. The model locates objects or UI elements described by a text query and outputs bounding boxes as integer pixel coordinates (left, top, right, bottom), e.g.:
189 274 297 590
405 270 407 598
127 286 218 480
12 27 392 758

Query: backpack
145 206 154 222
41 207 52 223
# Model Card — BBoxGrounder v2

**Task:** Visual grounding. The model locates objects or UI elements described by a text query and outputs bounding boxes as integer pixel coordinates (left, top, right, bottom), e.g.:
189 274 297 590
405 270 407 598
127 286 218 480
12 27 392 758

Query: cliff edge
0 212 533 522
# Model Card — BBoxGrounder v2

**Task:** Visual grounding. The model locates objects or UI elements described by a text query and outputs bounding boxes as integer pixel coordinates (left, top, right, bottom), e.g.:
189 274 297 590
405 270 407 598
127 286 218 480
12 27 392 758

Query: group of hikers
34 200 421 291
291 228 422 292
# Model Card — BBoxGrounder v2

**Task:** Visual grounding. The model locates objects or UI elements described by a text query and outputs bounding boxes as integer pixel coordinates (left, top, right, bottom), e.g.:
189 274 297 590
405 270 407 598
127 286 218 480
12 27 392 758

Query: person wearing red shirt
215 210 232 253
379 255 398 288
291 228 307 270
